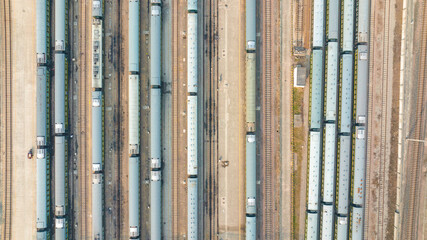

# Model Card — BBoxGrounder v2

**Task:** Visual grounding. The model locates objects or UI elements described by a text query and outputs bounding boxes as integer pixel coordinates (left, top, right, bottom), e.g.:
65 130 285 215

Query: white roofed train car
308 131 321 211
187 96 198 176
323 123 337 204
321 204 334 240
312 0 326 48
353 126 366 206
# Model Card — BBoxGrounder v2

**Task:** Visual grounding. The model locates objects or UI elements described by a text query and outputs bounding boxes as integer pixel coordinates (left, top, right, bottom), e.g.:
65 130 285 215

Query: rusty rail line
262 0 273 238
1 0 12 238
403 0 427 238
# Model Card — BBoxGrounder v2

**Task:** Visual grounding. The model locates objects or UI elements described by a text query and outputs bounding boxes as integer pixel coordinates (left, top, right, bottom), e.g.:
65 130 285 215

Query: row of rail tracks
78 0 89 238
202 0 219 238
1 0 12 238
403 0 427 238
261 0 273 238
365 0 391 237
378 0 392 236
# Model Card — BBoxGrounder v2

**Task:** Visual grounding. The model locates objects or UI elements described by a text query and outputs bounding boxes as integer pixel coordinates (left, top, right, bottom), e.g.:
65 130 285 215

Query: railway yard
0 0 426 240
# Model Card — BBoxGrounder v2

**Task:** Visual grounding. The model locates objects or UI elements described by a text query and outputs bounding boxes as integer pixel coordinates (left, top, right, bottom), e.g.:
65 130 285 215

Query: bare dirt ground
139 0 151 238
364 0 401 238
280 0 295 239
216 0 245 238
0 0 37 238
170 0 188 238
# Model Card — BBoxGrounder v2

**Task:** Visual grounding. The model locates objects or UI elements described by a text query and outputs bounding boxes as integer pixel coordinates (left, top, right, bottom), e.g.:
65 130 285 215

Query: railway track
262 0 273 238
78 0 88 238
365 0 390 237
202 0 219 237
377 0 392 237
403 1 427 238
1 0 12 238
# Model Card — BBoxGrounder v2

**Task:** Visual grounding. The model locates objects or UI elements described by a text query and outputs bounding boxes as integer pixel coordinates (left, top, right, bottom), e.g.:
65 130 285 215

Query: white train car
351 206 364 240
306 211 320 240
187 96 198 176
312 0 325 48
353 126 366 206
187 13 198 93
323 123 337 204
342 0 355 52
308 131 321 211
321 204 334 240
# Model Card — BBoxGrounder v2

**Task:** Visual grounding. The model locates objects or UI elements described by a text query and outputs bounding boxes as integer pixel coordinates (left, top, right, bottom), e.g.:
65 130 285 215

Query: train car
246 216 256 240
36 0 47 64
36 68 48 238
36 67 47 142
54 0 65 51
356 45 368 125
342 0 355 52
337 135 351 215
36 147 47 233
188 0 197 12
246 0 256 51
150 88 161 166
246 53 256 131
188 178 198 240
129 0 140 73
325 42 339 122
54 52 66 240
54 135 66 239
92 173 103 240
306 211 320 240
321 204 334 240
327 0 340 41
187 96 198 176
129 156 140 238
150 5 161 87
55 217 66 239
246 134 256 215
310 49 324 130
150 171 161 239
54 0 66 238
340 54 354 134
92 0 103 18
92 91 102 169
55 54 65 134
336 216 349 240
312 0 325 48
92 19 103 89
307 131 321 211
187 13 198 93
129 75 140 155
351 206 364 240
353 126 366 206
36 0 48 235
357 0 370 44
323 123 337 204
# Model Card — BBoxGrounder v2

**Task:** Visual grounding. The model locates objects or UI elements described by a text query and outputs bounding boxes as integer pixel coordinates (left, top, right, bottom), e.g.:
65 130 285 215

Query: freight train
187 1 199 239
36 0 48 239
128 0 140 238
150 0 162 238
245 0 257 238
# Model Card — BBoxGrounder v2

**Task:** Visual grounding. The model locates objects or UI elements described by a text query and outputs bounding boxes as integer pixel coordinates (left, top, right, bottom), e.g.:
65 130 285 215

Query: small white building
294 65 306 88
